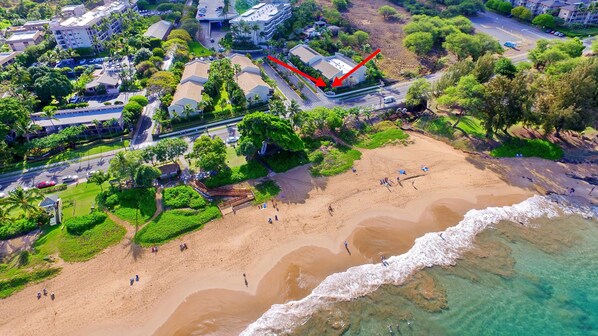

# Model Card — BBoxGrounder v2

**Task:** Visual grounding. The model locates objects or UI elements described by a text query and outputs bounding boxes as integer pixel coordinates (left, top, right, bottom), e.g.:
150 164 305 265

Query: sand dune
0 134 530 336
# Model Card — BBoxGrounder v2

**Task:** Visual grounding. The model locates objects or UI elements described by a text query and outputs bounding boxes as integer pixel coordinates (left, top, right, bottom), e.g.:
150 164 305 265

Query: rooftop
172 81 204 105
237 72 269 93
31 106 124 127
53 1 127 28
6 30 41 42
181 59 211 82
196 0 238 21
289 44 321 64
144 20 173 40
230 54 259 73
86 72 120 89
313 60 342 80
0 52 18 66
231 3 288 23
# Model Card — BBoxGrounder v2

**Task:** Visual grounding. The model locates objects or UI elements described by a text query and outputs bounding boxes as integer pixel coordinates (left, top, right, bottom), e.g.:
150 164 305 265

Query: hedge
163 185 206 209
40 183 68 194
0 218 38 240
64 211 107 235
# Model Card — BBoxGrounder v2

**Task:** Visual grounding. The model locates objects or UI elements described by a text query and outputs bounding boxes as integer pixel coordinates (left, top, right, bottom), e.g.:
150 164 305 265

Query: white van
383 96 396 104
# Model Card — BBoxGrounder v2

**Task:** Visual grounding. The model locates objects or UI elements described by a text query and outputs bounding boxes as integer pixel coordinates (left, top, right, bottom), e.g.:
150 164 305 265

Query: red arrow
267 55 326 87
332 49 381 87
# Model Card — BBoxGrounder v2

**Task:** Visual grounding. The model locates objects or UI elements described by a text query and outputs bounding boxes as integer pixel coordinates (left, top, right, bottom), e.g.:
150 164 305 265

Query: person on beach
328 205 334 213
344 241 351 255
43 288 47 296
37 292 41 300
243 273 248 287
268 218 272 224
275 215 278 221
50 292 55 300
439 233 445 241
130 278 134 286
380 256 389 267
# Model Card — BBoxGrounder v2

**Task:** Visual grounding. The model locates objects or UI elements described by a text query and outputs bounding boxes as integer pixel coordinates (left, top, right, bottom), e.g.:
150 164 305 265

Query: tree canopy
192 135 227 171
237 112 304 156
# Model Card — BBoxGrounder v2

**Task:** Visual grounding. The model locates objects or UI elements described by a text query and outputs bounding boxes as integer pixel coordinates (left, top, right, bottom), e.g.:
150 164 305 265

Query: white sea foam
240 195 597 336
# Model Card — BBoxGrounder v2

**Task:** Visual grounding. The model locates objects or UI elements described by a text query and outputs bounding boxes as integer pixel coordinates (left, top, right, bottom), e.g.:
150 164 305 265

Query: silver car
62 175 79 182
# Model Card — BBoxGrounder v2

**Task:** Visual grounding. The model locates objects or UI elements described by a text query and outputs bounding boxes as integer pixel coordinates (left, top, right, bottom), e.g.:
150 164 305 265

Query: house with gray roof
144 20 173 40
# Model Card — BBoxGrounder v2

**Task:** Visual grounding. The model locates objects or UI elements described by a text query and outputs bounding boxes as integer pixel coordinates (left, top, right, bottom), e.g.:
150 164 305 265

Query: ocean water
241 196 598 336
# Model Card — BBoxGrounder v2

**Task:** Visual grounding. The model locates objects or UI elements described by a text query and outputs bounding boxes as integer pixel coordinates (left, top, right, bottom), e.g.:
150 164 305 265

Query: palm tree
87 171 110 192
288 100 301 123
182 104 194 120
222 0 230 20
259 31 266 44
41 108 58 129
92 119 102 138
251 24 260 44
15 118 40 143
0 206 11 223
233 63 242 80
1 188 43 215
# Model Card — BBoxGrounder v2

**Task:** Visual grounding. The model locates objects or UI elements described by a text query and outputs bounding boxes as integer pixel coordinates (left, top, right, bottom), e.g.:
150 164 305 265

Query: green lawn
204 160 268 188
46 139 129 165
252 180 281 204
59 182 110 220
490 138 563 160
558 25 598 37
134 207 221 245
189 41 213 57
446 115 486 139
108 188 157 224
310 147 362 177
414 116 455 139
356 125 409 149
225 146 247 167
0 267 61 299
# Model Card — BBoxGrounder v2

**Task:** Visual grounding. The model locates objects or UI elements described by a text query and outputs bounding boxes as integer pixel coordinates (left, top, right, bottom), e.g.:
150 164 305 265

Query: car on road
62 175 79 182
87 171 98 178
383 96 396 104
226 136 239 144
36 181 57 189
0 192 5 198
210 38 215 43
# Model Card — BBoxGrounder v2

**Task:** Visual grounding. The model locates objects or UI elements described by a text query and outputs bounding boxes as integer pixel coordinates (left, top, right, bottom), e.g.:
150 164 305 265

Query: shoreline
0 134 534 336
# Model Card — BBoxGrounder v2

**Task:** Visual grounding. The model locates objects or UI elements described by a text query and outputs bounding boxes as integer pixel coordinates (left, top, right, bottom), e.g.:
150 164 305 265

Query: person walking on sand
243 273 248 287
275 215 278 221
268 218 273 224
344 241 351 255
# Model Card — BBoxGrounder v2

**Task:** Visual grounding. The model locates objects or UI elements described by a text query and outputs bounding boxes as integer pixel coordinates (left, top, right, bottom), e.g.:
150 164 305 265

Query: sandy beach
0 134 532 336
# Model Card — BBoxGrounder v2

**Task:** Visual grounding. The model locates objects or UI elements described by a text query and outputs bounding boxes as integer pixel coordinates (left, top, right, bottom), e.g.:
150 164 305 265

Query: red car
36 181 57 189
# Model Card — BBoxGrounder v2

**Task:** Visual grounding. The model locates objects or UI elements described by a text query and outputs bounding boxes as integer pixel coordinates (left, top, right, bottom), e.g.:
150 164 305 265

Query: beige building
169 59 210 117
230 53 261 75
510 0 598 25
6 30 44 51
0 52 18 68
237 72 272 104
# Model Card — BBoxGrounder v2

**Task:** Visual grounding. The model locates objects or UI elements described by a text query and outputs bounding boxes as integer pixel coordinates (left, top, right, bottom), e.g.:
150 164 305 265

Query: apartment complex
230 2 292 45
6 30 44 51
230 54 272 104
0 52 18 68
510 0 598 25
168 59 210 117
50 0 131 50
289 45 367 87
31 105 125 136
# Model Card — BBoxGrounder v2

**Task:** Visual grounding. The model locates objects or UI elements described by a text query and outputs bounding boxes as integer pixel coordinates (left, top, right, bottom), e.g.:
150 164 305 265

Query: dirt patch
315 0 422 80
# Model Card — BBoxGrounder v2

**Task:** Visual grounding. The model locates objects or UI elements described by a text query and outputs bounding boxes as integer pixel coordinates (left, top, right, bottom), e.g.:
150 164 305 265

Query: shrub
98 187 157 223
253 180 281 204
134 207 221 245
163 185 206 209
128 95 149 107
0 218 38 240
310 147 362 176
64 211 107 235
40 183 68 194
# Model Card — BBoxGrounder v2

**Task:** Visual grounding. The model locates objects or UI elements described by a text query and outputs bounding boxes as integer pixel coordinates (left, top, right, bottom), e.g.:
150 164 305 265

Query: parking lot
470 11 557 54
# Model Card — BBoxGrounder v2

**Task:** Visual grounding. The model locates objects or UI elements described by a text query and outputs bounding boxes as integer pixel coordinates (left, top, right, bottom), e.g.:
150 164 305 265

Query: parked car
36 181 57 189
87 171 97 178
0 192 5 198
210 38 215 43
62 175 79 182
69 95 80 103
383 96 396 104
226 136 239 144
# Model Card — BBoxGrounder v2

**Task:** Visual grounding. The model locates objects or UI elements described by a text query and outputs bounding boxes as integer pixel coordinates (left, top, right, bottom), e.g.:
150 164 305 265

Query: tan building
180 59 210 85
6 30 44 51
0 52 18 68
169 59 210 117
510 0 598 25
230 54 261 75
237 72 272 104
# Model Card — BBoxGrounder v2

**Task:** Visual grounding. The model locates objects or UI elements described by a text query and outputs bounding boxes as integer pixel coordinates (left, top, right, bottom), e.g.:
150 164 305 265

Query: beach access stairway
188 179 255 213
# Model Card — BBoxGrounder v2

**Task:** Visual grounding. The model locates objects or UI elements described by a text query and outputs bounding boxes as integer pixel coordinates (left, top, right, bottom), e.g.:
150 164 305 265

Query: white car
226 136 239 144
0 192 5 198
383 96 396 104
62 175 79 182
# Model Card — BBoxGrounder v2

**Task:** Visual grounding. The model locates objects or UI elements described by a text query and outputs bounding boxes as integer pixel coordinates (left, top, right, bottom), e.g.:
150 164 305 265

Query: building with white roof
230 2 291 45
6 30 44 51
31 105 125 135
289 44 366 86
50 0 132 50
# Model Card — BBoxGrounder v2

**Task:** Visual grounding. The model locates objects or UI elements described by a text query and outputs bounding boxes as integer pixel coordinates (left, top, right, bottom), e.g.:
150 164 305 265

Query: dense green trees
379 5 400 20
532 14 556 28
141 138 188 164
511 6 532 21
237 113 304 156
437 74 485 127
192 136 227 171
403 15 501 60
485 0 512 14
529 38 585 69
405 78 432 109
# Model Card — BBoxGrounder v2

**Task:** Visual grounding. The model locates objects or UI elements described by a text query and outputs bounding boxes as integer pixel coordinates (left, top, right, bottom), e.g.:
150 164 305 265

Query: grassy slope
356 128 409 149
110 188 157 224
491 138 564 160
59 182 109 220
188 41 213 57
252 180 281 204
56 217 126 262
134 207 221 245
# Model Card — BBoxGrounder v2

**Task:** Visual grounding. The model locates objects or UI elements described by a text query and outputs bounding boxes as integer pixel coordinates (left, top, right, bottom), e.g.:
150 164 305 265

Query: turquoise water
289 215 598 336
